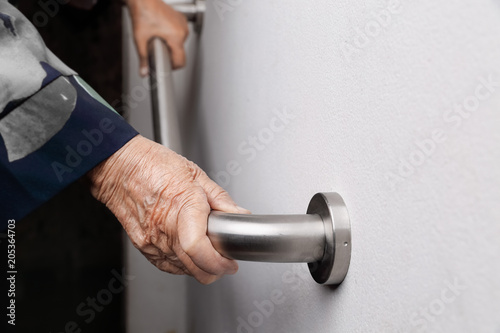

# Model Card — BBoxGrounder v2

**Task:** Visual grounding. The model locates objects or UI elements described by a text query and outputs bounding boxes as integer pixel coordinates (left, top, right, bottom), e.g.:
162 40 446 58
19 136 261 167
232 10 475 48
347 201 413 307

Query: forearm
0 1 138 222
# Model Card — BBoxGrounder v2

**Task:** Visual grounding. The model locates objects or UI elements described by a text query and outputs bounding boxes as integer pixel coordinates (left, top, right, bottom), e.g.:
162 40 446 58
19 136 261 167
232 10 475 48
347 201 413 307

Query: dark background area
1 0 126 331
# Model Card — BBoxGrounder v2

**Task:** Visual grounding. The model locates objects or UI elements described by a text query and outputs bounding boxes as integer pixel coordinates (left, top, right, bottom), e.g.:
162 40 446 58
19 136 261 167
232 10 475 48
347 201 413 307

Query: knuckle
175 28 188 40
206 185 231 204
164 189 192 218
211 187 229 201
181 28 189 40
186 161 203 180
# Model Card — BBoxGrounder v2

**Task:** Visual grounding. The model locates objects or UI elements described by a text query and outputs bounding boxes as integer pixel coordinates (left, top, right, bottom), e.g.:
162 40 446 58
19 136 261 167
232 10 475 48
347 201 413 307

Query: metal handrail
147 2 352 285
208 192 352 285
148 37 182 153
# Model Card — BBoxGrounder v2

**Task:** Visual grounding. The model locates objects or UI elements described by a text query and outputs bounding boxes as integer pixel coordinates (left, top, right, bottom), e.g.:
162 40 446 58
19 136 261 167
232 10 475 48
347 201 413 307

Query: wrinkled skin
127 0 189 75
88 135 250 284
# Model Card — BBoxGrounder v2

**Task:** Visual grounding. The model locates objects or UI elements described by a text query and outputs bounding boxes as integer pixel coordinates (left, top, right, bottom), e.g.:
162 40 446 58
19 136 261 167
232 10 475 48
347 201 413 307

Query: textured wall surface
184 0 500 332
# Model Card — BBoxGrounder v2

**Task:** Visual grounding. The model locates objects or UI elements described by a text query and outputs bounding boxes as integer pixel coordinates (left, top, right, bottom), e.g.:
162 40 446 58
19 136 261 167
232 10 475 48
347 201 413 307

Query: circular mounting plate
307 192 351 285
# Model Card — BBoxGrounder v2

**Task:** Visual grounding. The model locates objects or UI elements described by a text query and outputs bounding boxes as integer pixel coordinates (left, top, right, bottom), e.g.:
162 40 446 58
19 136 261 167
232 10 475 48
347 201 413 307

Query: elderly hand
126 0 189 75
87 135 249 284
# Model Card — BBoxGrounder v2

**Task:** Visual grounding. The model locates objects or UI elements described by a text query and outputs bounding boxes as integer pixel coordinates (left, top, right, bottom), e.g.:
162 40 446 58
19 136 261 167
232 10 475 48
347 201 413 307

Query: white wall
185 1 500 332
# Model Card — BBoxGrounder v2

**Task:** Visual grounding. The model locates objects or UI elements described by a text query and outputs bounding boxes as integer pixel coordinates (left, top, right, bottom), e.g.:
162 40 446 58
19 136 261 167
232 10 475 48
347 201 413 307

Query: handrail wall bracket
171 0 206 33
307 192 351 285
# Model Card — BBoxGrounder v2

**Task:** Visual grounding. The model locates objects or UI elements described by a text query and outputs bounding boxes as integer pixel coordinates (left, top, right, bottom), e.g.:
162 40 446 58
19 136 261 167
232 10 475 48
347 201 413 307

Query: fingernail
140 67 148 76
236 206 251 214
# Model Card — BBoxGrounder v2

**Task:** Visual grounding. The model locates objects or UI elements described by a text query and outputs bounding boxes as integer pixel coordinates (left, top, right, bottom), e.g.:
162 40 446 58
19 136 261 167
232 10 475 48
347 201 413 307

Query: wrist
125 0 145 20
87 135 149 204
126 0 158 15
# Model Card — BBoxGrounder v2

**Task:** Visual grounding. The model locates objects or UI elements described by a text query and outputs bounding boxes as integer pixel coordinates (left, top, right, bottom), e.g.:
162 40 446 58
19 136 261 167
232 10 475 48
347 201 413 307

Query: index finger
176 193 238 276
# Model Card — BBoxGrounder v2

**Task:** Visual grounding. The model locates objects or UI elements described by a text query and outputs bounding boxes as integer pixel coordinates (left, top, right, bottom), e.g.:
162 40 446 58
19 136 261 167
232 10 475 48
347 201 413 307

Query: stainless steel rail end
307 192 351 285
208 192 352 286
